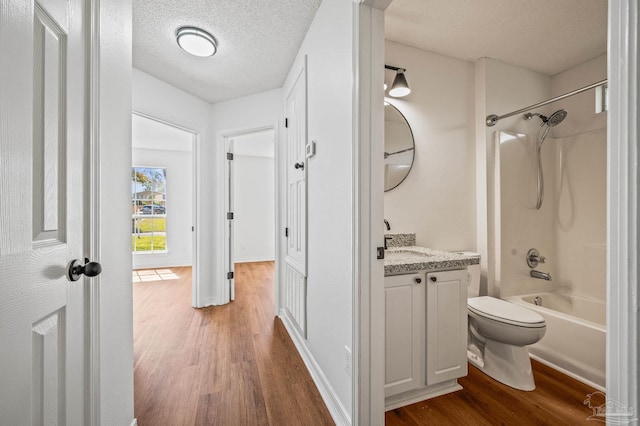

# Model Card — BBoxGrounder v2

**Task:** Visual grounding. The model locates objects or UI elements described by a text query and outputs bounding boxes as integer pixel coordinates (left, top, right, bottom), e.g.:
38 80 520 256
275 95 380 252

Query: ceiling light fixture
176 27 217 57
385 65 411 97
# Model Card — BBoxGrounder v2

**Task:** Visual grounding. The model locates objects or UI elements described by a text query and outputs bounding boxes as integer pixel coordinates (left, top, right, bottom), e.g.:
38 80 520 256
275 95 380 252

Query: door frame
352 1 640 424
353 1 389 424
87 0 135 424
216 123 280 310
130 111 200 305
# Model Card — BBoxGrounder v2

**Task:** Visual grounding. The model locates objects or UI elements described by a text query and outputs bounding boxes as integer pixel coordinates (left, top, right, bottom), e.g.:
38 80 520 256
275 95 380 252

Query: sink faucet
384 236 393 250
530 270 552 281
384 219 391 231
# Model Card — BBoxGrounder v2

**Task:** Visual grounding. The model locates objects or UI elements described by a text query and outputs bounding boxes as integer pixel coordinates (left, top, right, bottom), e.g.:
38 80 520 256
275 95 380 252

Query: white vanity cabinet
384 268 469 407
425 269 468 385
384 273 425 397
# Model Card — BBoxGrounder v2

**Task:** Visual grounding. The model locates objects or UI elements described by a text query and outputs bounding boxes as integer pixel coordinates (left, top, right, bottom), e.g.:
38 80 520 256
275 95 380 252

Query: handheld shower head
546 109 567 127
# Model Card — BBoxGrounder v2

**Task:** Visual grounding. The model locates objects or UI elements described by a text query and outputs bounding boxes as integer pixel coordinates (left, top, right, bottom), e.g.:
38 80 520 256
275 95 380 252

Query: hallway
133 263 334 425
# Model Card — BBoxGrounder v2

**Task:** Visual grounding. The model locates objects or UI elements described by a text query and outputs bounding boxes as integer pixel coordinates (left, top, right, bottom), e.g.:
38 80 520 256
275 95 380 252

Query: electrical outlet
344 346 352 377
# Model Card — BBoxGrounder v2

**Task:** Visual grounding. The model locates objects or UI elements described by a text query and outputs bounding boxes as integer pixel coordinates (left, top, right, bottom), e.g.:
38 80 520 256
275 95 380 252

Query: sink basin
385 250 432 261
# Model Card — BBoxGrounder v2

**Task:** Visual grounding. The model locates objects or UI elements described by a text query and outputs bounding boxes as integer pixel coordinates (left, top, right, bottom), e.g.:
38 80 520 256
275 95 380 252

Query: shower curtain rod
485 79 607 127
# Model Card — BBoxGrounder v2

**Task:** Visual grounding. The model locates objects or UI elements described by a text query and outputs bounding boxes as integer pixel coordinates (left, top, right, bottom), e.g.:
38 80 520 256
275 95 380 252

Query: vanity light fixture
385 64 411 97
176 26 217 57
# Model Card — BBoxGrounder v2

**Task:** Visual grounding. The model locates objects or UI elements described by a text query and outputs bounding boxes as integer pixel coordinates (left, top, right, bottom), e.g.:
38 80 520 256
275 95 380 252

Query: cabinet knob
414 277 422 284
430 276 437 282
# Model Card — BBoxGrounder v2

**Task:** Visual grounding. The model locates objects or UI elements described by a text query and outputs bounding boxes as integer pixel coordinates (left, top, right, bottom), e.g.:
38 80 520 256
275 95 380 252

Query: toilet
464 258 546 391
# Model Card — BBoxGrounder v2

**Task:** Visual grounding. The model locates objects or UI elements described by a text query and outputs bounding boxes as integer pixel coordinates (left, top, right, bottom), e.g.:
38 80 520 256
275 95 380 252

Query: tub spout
530 270 552 281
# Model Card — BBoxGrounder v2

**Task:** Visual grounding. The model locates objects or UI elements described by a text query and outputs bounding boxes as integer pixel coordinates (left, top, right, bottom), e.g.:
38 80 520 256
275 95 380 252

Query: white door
224 139 235 300
281 62 308 336
0 0 89 423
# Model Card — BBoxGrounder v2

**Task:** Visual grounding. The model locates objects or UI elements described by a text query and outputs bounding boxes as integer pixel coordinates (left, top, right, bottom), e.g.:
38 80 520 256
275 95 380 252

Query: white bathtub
506 292 606 391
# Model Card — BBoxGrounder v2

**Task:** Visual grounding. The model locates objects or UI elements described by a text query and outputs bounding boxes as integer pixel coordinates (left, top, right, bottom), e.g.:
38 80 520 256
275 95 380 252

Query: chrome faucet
384 219 391 231
530 270 552 281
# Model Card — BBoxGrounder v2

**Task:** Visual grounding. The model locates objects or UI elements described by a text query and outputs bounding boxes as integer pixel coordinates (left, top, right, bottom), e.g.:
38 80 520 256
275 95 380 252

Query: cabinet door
384 273 425 397
426 269 469 385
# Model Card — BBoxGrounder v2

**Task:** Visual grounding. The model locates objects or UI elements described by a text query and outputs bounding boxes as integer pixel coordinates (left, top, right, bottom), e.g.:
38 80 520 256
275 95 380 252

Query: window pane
132 167 167 253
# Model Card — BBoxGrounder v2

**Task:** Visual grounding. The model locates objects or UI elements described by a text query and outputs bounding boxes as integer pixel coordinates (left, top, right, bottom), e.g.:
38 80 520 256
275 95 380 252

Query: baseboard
279 309 351 426
130 419 138 426
196 295 218 308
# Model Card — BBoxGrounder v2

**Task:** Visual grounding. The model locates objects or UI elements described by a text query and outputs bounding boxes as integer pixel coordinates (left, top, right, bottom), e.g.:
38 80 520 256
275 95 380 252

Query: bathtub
506 292 606 391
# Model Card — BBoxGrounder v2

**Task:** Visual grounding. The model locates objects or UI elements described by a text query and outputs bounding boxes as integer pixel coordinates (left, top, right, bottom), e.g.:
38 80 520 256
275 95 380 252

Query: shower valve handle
526 248 545 268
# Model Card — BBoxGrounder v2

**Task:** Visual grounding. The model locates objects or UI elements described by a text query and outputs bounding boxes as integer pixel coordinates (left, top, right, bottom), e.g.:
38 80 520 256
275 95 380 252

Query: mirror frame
384 102 415 192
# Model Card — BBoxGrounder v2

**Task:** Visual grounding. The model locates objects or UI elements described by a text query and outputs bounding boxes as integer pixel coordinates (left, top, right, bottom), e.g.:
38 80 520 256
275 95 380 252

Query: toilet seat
468 296 545 328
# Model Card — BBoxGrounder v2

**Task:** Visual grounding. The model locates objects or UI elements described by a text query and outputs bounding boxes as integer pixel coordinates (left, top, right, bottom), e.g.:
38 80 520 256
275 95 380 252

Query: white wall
550 55 607 300
233 131 275 263
132 68 213 306
475 58 552 297
132 147 193 269
383 41 476 252
281 0 354 418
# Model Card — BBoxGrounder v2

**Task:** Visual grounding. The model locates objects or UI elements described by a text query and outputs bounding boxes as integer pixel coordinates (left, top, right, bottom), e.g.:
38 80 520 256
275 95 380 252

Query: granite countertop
384 246 480 276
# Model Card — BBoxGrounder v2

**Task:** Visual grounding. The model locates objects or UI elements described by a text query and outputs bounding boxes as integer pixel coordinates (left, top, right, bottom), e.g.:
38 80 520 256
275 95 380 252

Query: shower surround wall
477 55 606 299
549 55 607 301
492 55 607 388
497 54 607 299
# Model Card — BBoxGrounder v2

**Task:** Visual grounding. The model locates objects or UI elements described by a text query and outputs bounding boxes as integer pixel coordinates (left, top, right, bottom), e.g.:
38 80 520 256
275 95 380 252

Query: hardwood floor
134 263 601 426
386 360 601 425
133 262 334 426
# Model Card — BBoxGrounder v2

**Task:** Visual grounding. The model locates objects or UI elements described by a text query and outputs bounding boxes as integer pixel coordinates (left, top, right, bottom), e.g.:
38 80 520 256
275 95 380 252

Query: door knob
68 258 102 282
294 162 304 170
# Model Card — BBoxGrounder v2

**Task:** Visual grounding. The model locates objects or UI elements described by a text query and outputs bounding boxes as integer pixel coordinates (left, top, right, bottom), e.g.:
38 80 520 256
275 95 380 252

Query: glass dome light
176 27 217 57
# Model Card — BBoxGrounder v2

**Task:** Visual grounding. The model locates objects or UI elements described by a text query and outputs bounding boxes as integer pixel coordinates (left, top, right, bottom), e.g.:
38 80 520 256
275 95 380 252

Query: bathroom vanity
383 236 480 410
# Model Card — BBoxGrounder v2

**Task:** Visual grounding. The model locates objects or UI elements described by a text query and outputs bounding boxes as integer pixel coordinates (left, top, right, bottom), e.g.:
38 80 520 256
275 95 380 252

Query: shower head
523 109 568 127
546 109 567 127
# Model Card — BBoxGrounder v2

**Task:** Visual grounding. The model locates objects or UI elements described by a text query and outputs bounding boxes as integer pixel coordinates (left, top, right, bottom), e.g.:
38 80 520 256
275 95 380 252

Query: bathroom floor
386 360 601 425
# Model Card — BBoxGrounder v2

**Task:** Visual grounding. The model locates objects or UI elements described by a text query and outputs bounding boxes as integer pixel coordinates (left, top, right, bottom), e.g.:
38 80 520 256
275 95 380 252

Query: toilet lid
468 296 545 328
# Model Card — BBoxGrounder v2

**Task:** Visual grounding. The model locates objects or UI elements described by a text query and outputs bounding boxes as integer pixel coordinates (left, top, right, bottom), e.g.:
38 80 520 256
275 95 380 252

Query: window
132 167 167 252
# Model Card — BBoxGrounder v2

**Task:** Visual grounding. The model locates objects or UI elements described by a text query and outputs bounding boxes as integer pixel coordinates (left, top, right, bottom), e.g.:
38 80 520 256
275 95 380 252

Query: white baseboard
130 419 138 426
279 309 351 426
195 295 218 308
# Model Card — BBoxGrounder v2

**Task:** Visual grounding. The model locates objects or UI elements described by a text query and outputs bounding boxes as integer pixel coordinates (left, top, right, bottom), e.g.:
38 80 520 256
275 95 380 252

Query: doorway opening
224 128 276 301
131 113 198 295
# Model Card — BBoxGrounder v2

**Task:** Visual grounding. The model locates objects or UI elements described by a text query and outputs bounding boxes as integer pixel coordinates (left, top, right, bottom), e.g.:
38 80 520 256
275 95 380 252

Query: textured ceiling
133 0 322 104
133 0 607 105
385 0 608 76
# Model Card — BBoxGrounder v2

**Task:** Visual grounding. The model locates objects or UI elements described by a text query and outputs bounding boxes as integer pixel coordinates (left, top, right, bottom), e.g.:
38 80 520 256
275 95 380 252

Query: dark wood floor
386 356 600 425
134 263 601 426
133 262 334 426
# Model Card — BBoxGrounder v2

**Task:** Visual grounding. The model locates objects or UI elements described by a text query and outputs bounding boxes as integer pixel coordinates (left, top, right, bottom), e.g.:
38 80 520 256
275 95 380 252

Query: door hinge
227 271 234 279
285 227 289 237
192 226 194 231
227 212 234 220
227 152 234 160
285 118 289 128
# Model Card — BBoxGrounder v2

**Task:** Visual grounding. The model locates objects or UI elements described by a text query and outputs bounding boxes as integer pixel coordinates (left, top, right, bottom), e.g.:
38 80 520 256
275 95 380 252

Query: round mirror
384 103 415 191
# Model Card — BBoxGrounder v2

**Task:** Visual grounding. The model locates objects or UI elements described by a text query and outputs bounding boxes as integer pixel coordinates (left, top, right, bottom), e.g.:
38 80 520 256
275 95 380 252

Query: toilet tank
456 252 481 298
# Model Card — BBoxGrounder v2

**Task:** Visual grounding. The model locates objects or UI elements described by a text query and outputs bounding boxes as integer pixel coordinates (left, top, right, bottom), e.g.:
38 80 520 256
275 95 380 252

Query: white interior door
285 66 307 274
281 61 308 337
0 0 89 423
225 139 235 300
